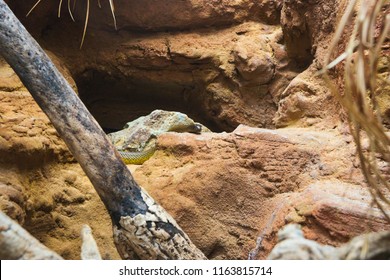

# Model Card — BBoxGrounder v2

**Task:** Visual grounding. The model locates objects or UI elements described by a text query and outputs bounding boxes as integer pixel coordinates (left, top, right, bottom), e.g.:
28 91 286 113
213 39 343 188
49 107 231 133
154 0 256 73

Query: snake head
169 117 204 134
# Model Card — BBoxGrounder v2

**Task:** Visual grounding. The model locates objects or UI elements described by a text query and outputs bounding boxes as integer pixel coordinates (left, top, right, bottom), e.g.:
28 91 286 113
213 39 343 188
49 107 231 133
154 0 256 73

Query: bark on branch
0 0 206 260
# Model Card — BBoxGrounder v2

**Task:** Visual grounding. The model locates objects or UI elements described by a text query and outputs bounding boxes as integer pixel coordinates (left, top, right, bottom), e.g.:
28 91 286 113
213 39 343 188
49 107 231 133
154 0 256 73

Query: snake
110 110 208 165
116 122 201 164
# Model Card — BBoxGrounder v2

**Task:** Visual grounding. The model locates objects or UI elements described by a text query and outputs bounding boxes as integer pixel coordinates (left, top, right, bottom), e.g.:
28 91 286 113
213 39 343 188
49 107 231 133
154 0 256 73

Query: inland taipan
108 110 210 164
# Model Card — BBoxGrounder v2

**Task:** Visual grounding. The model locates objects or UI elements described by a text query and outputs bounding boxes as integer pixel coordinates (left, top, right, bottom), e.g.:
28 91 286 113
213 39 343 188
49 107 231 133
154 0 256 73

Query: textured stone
7 0 345 133
7 1 297 132
1 0 388 261
130 125 383 259
280 0 338 64
233 36 275 86
273 68 340 128
0 181 25 225
68 22 288 132
0 74 387 259
74 0 283 31
286 181 390 245
0 54 77 166
0 59 120 260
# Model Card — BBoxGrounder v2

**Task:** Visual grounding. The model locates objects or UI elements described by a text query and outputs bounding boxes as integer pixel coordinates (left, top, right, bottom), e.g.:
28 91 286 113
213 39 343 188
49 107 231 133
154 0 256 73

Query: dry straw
322 0 390 221
26 0 117 48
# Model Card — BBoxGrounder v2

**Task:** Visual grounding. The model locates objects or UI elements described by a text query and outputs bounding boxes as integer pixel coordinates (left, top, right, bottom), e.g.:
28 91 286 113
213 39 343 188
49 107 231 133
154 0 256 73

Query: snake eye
193 123 202 134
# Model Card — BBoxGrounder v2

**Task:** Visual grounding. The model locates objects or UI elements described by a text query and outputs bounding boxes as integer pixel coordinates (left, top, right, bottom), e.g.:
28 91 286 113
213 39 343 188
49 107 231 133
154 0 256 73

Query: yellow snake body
118 147 156 165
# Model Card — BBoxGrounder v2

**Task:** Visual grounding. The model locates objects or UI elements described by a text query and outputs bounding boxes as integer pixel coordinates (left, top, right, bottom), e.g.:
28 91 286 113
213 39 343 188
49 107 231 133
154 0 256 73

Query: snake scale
118 147 157 165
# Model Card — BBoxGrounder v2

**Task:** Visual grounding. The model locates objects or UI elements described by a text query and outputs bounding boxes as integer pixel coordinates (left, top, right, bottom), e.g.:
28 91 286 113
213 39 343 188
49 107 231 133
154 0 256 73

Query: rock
0 75 388 259
1 99 379 260
255 0 283 25
288 181 390 243
70 21 289 132
8 0 283 34
0 59 120 260
8 0 346 133
1 0 388 261
233 36 275 86
280 0 338 64
0 181 25 225
273 68 340 129
73 0 283 31
273 0 345 129
21 163 121 260
0 87 72 166
0 57 25 92
130 125 386 259
7 5 299 132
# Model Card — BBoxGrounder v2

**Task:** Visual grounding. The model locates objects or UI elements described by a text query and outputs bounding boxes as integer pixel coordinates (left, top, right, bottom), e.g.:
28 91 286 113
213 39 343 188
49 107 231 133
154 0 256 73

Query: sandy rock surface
132 125 388 259
0 60 120 260
1 64 388 258
1 0 389 260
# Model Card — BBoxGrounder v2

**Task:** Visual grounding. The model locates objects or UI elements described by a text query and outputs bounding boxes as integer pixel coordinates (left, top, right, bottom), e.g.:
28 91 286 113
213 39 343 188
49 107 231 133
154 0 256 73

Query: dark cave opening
77 70 223 133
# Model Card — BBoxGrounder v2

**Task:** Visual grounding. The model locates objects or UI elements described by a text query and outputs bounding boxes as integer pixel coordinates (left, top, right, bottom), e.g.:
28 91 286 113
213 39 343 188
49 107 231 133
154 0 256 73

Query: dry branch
0 0 206 260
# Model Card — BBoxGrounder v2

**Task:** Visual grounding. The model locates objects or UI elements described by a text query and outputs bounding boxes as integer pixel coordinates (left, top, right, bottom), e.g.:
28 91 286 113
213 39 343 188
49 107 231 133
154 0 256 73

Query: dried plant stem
109 0 117 30
58 0 63 17
323 0 390 221
68 0 75 21
26 0 117 48
80 0 90 49
26 0 43 17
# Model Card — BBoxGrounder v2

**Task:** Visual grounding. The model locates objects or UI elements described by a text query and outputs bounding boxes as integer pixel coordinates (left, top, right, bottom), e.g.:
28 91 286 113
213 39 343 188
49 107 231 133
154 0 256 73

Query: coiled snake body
118 147 157 165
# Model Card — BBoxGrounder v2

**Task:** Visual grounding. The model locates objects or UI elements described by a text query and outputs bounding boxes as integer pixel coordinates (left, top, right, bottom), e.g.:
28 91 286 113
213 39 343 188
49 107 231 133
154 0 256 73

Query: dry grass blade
318 40 359 74
80 0 90 49
68 0 75 22
26 0 43 17
109 0 117 30
58 0 63 18
322 0 390 222
26 0 118 48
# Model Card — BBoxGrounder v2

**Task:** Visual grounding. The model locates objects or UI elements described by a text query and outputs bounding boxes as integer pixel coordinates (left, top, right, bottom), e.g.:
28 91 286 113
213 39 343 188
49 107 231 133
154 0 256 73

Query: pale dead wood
268 224 390 260
81 225 102 260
